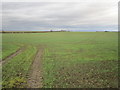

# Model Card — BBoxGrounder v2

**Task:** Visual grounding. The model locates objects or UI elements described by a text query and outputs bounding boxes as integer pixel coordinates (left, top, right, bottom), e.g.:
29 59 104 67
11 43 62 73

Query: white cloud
2 0 118 31
1 0 119 2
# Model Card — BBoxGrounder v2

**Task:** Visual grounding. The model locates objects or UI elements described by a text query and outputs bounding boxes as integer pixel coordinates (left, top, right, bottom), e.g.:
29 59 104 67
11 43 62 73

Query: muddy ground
27 48 43 88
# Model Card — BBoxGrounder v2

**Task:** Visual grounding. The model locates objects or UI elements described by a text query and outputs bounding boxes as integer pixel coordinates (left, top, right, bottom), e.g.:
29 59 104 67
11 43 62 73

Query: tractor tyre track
27 48 43 88
1 47 25 65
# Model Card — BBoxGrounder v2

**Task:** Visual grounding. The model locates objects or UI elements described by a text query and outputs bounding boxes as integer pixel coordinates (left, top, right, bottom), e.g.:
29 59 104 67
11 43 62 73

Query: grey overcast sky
2 0 118 31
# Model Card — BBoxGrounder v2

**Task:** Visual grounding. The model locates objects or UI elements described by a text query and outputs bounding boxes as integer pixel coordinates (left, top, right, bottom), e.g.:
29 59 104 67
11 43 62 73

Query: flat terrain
27 48 43 88
2 32 118 88
2 47 25 64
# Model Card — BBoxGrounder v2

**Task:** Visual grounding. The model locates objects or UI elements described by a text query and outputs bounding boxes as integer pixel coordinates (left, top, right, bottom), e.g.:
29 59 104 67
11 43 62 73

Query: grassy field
2 32 118 88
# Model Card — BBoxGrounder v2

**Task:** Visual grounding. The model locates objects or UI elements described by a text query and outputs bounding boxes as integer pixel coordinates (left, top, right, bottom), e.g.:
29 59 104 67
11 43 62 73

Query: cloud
2 1 118 31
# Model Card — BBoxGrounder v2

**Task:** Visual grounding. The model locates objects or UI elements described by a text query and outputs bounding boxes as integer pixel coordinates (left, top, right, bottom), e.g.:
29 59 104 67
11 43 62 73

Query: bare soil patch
27 48 43 88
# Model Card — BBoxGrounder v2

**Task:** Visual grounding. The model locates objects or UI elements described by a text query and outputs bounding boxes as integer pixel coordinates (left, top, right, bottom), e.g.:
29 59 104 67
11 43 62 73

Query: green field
2 32 118 88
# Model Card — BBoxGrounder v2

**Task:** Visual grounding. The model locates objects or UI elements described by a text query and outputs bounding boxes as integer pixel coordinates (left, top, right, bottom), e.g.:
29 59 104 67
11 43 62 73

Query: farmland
2 32 118 88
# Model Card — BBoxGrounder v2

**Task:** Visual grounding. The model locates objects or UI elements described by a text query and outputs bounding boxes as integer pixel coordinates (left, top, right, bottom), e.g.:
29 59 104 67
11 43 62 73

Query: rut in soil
27 48 43 88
